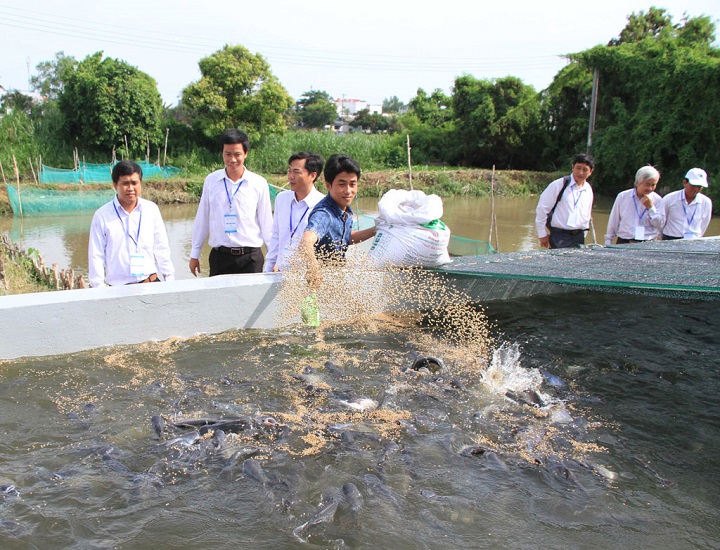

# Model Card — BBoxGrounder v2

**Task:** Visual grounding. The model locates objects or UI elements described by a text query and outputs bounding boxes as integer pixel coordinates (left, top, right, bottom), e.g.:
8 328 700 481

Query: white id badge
683 230 695 240
634 225 645 241
224 213 238 233
130 254 145 277
566 211 578 227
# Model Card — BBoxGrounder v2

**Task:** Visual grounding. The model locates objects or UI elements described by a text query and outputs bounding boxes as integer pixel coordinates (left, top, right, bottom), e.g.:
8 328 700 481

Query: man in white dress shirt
264 152 325 272
605 165 665 245
88 160 175 287
535 153 595 249
661 168 713 240
189 129 273 276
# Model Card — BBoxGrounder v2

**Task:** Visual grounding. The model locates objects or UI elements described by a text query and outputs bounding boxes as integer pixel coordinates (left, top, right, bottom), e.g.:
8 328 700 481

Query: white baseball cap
685 168 708 187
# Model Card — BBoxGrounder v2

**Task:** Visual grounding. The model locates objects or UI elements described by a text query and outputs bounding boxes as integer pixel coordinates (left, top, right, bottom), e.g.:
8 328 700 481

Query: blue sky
1 0 718 106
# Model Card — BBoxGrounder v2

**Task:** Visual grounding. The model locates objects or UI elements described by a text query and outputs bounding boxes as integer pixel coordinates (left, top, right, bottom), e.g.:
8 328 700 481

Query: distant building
333 97 382 117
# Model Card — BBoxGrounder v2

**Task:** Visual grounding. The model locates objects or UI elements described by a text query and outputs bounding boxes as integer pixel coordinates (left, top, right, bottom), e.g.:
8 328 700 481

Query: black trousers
549 228 585 249
209 247 264 276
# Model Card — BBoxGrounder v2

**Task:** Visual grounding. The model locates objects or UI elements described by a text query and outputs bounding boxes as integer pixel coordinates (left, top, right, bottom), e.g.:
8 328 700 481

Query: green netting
448 235 496 256
438 239 720 297
39 161 181 184
268 183 283 202
7 185 115 215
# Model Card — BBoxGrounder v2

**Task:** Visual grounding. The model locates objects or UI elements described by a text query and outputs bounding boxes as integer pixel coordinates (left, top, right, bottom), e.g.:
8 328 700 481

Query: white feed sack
368 189 452 267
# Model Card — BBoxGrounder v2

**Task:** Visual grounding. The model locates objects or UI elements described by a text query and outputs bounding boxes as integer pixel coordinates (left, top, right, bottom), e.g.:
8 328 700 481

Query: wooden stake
163 127 169 166
146 133 150 163
406 134 413 191
492 167 500 253
487 166 495 251
124 135 129 159
0 160 6 185
29 157 38 184
12 155 23 218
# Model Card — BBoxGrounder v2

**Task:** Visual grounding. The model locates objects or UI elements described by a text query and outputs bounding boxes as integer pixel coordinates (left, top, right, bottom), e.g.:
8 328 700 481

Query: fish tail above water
292 497 340 543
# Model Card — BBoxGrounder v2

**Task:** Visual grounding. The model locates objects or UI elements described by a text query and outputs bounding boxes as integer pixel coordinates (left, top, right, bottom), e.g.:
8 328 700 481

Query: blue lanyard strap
113 201 142 248
571 187 585 208
223 177 243 208
289 203 310 238
681 195 697 226
632 194 647 221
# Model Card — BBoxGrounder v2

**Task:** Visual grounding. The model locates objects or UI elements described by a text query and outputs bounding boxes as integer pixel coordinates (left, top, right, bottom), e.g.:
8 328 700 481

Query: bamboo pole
163 128 169 166
29 157 38 184
12 155 23 219
406 134 413 191
146 133 150 163
124 135 129 160
492 167 500 252
487 166 495 251
0 160 6 185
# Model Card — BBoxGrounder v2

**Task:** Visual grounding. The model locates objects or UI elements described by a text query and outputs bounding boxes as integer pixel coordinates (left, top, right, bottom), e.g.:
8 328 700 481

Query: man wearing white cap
661 168 713 240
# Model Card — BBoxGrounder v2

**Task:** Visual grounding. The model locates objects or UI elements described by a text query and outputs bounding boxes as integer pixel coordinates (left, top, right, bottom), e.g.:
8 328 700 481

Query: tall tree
382 95 405 113
295 90 337 129
0 90 35 115
31 51 78 100
576 11 720 194
453 75 545 169
395 88 459 165
181 45 293 142
58 52 163 154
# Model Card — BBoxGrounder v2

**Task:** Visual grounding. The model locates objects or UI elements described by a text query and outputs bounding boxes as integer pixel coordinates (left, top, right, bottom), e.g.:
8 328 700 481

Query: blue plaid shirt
305 194 353 261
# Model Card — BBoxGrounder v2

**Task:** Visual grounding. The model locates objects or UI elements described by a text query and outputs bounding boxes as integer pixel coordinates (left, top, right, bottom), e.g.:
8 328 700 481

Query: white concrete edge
0 273 288 361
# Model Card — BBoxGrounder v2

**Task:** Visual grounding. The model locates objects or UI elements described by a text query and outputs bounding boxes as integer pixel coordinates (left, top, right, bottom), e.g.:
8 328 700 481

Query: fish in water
539 368 566 388
292 489 343 542
291 365 327 386
505 389 546 408
342 482 363 514
410 355 445 373
151 415 166 439
1 484 19 497
323 361 345 377
242 458 270 486
334 395 378 413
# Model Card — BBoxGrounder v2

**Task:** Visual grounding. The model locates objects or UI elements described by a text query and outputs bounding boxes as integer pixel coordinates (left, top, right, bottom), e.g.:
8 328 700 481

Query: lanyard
681 195 698 227
113 201 142 249
632 194 648 221
223 177 243 209
289 203 310 239
571 187 585 208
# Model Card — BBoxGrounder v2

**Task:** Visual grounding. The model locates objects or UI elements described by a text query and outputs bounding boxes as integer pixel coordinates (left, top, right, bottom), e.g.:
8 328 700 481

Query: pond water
1 291 718 549
0 195 599 280
1 191 719 548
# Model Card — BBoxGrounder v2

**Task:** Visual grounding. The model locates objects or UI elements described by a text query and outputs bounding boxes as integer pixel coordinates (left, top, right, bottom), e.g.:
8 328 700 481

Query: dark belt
128 273 158 284
616 237 647 244
214 246 260 256
550 227 587 236
661 234 682 241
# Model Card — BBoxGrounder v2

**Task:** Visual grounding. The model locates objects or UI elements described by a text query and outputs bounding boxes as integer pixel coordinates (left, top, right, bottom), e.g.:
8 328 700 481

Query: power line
0 5 566 73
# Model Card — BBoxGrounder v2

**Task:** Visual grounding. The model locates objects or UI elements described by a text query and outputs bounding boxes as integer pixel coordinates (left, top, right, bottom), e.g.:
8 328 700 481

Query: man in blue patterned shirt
299 154 376 287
